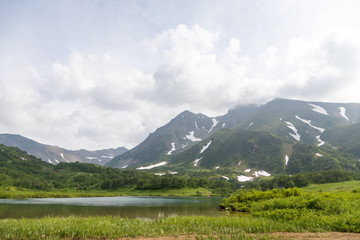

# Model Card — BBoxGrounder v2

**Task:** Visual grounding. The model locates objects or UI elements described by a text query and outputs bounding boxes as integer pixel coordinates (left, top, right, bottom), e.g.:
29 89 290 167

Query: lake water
0 196 224 219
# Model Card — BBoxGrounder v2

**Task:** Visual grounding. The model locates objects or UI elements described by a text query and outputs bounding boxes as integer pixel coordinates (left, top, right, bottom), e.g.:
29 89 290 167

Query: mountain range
106 98 360 180
1 98 360 181
0 134 127 166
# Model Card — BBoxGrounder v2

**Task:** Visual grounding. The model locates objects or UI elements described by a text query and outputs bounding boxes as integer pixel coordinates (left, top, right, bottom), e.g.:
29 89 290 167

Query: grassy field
1 213 360 240
0 187 212 199
301 180 360 192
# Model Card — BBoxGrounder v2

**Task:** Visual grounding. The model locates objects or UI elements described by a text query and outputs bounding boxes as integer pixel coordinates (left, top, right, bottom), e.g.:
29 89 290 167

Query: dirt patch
266 232 360 240
113 232 360 240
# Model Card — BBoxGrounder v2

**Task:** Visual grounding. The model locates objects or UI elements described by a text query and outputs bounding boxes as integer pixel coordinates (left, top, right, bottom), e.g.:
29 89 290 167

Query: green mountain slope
0 144 234 193
156 129 360 179
321 123 360 158
169 129 285 173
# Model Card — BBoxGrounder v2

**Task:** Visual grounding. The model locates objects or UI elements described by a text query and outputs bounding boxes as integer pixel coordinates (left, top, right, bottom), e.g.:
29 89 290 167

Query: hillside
0 134 127 166
0 144 240 195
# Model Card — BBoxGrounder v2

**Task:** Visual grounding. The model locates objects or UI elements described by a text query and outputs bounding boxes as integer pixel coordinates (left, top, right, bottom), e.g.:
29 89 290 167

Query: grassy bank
0 187 212 199
1 213 360 240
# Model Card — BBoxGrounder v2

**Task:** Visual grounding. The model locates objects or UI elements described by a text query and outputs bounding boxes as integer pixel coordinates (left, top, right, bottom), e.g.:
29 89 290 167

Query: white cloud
2 4 360 151
279 28 360 100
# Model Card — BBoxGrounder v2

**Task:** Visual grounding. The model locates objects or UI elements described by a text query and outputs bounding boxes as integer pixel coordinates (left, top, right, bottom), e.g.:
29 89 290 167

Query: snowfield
339 107 350 121
193 157 203 167
296 115 325 133
222 176 229 180
253 170 271 177
244 122 254 131
167 142 176 155
285 121 301 141
237 175 254 182
308 103 329 115
155 173 166 176
137 161 167 170
185 131 202 141
200 140 212 154
208 118 219 133
316 135 325 146
285 155 289 166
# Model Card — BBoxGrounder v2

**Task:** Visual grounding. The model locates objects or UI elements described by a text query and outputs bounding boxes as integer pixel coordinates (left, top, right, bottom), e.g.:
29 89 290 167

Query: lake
0 196 224 219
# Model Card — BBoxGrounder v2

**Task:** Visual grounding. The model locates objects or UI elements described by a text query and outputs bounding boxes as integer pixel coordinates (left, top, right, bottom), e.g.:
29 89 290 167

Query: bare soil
114 232 360 240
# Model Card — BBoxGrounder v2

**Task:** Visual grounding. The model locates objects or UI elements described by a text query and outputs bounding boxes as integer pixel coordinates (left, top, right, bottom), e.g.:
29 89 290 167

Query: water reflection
0 196 223 219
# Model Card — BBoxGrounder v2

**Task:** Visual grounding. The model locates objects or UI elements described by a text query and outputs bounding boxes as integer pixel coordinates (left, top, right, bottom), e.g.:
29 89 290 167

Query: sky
1 0 360 150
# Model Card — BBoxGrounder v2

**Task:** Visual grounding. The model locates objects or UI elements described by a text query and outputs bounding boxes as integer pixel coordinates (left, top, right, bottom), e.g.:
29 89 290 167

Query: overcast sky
1 0 360 150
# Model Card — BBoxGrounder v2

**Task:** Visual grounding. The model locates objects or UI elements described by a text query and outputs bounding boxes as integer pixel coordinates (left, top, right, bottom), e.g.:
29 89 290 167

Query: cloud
1 22 360 150
144 24 267 112
279 28 360 101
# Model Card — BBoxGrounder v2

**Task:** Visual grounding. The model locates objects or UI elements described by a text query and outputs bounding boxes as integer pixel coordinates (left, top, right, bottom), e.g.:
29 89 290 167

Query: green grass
0 214 359 240
301 180 360 192
0 187 212 199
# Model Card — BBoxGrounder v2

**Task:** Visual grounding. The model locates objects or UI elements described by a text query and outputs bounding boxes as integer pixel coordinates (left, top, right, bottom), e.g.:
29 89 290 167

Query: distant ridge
0 133 127 166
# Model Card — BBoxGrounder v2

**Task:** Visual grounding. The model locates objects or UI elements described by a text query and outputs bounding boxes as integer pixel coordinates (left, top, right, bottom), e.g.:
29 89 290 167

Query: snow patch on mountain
285 121 301 141
169 172 178 175
316 153 323 157
200 140 212 154
316 135 325 146
208 118 219 133
185 131 202 141
285 155 289 166
61 153 66 160
195 121 199 130
167 142 176 155
86 157 98 160
308 104 329 115
101 156 113 159
244 169 251 173
296 115 325 133
215 166 220 169
48 159 53 164
222 176 229 180
194 157 203 167
55 159 59 164
237 175 254 182
121 165 128 169
245 122 254 131
222 123 226 128
253 170 271 177
137 161 167 170
339 107 350 121
155 173 166 176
